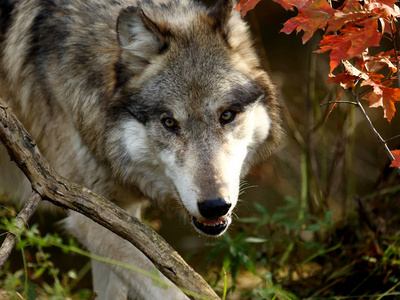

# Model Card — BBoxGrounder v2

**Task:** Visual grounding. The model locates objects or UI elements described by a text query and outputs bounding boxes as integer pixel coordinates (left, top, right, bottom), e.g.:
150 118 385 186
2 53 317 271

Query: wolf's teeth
192 215 231 236
196 216 226 227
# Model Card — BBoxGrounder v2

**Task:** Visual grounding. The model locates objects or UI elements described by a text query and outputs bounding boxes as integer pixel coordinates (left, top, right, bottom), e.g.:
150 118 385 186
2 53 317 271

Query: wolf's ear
117 7 166 69
208 0 250 50
208 0 235 27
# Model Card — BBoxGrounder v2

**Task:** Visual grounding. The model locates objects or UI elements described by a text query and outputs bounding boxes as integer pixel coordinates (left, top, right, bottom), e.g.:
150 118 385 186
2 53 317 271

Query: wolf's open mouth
192 215 231 236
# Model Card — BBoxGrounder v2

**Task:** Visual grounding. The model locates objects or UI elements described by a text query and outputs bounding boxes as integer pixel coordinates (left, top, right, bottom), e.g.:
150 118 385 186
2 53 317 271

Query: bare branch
385 134 400 143
0 97 219 300
347 90 400 175
0 191 42 268
320 101 359 107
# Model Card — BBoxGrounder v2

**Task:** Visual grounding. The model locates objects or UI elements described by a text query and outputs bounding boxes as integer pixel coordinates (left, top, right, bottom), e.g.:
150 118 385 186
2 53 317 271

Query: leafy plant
230 1 400 298
0 207 93 300
205 197 334 299
237 0 400 169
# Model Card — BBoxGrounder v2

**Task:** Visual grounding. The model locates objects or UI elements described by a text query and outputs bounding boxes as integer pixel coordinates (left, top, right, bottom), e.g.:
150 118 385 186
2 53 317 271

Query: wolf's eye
220 110 236 125
162 117 178 132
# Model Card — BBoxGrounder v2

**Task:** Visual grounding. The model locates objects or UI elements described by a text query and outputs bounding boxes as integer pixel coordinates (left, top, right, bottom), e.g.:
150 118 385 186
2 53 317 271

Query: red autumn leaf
279 0 335 44
326 89 344 118
360 50 398 74
390 150 400 168
341 0 363 11
361 78 400 122
234 0 262 17
328 72 358 89
365 0 400 19
373 0 400 9
317 20 382 72
347 20 382 57
366 1 400 35
327 61 368 89
327 11 377 32
317 34 350 72
272 0 309 11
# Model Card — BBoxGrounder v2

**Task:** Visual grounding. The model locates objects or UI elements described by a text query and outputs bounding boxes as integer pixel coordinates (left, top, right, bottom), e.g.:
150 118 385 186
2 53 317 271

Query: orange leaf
317 34 351 72
279 0 335 44
360 50 397 74
272 0 310 11
341 0 363 11
234 0 262 17
327 11 374 33
317 20 382 72
326 89 344 120
328 71 358 89
361 79 400 122
390 150 400 168
347 20 382 57
365 0 400 20
327 60 369 89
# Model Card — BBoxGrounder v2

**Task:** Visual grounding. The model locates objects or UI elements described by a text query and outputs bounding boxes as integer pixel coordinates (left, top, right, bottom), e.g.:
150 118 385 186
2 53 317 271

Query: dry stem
0 192 42 268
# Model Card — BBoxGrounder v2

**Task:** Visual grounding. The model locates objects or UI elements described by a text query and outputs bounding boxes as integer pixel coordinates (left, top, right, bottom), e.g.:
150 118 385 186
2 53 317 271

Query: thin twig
0 191 42 269
320 100 359 107
385 134 400 143
347 89 400 175
281 100 305 148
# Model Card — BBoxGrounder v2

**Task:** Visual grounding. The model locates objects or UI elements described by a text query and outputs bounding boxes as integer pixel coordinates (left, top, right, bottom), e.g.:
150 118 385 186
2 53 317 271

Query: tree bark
0 97 219 300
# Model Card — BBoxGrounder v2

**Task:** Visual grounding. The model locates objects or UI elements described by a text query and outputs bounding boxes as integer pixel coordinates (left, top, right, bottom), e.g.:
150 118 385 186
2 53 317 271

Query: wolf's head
106 0 282 236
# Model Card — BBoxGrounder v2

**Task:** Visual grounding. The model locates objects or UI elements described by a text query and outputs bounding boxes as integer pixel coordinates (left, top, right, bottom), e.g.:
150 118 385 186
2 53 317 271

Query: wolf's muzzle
192 197 232 236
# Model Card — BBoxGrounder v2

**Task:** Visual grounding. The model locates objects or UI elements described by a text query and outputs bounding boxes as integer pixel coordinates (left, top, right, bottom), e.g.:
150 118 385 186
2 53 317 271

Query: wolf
0 0 282 298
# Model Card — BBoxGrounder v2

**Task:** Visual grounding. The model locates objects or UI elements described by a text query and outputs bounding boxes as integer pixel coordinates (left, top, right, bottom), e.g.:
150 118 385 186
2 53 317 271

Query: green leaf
34 267 46 278
277 219 299 229
271 211 290 222
283 196 299 206
237 217 262 223
18 276 38 300
243 237 268 243
254 202 269 216
306 223 323 232
325 209 334 224
27 282 38 300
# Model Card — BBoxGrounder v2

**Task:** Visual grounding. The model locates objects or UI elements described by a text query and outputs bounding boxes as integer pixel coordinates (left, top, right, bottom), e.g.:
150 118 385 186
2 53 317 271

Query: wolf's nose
198 197 231 220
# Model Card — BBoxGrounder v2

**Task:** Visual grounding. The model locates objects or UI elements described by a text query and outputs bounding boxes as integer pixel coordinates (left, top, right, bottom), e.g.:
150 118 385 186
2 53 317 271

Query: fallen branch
0 191 42 267
0 97 219 300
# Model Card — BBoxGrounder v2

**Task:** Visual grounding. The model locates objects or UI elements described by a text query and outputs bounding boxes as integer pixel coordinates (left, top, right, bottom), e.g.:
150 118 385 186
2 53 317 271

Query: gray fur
0 0 283 298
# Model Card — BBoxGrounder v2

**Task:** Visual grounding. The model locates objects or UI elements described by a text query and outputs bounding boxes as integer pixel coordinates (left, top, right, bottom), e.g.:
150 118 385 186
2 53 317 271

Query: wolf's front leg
64 212 189 300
